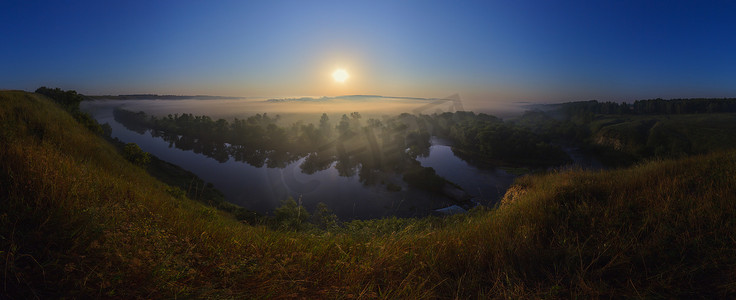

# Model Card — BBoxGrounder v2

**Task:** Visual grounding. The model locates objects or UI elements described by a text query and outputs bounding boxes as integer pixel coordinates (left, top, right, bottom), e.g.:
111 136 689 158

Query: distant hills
88 94 243 100
86 94 447 103
264 95 446 103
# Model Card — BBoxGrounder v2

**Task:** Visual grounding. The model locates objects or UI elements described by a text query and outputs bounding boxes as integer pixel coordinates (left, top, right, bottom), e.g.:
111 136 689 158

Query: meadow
2 90 736 298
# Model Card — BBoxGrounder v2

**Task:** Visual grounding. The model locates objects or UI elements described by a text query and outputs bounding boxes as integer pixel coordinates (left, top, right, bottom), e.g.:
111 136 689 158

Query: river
82 100 520 219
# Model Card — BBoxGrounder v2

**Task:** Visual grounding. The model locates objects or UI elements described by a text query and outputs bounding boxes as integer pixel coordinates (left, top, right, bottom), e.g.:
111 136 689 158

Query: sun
332 68 349 83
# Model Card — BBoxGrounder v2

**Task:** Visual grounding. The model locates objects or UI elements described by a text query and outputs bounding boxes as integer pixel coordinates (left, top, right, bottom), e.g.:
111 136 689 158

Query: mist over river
82 99 521 219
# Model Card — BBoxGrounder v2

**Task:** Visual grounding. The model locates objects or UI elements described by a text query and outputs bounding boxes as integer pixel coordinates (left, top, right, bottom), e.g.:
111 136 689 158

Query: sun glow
332 69 349 83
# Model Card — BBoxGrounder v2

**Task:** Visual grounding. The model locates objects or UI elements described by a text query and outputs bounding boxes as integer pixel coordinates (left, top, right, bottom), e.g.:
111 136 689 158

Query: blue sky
2 0 736 106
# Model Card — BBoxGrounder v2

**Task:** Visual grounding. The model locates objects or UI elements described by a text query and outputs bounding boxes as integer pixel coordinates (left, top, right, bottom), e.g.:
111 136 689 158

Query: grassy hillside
2 90 736 298
590 113 736 159
513 107 736 167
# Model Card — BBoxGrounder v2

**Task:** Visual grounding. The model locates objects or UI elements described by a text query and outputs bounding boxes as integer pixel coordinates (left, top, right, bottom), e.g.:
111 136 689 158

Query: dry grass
2 90 736 298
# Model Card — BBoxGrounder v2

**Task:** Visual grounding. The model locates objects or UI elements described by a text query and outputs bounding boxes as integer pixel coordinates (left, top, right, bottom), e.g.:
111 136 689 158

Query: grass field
2 90 736 298
590 113 736 159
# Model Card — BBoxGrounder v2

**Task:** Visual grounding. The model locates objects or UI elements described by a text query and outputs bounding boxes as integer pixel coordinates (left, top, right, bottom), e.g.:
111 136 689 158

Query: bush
312 202 339 229
274 197 311 231
35 86 84 110
72 111 104 134
123 143 151 167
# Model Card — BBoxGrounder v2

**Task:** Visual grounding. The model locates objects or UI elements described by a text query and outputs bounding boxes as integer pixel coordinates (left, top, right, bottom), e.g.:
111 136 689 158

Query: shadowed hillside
2 90 736 298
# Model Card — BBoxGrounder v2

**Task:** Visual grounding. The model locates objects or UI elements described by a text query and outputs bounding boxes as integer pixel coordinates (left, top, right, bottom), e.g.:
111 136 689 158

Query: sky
2 0 736 108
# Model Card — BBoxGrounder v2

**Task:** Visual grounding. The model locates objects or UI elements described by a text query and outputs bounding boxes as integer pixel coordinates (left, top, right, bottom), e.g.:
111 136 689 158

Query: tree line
515 98 736 167
557 98 736 116
113 108 572 203
35 87 111 136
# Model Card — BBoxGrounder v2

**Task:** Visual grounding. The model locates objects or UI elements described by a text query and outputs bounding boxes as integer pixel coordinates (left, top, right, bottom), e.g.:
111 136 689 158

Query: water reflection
417 137 516 206
82 101 520 219
112 107 437 188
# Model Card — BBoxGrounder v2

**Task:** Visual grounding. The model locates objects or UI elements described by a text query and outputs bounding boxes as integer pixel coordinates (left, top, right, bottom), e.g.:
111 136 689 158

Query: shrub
274 197 311 231
312 202 339 229
123 143 151 167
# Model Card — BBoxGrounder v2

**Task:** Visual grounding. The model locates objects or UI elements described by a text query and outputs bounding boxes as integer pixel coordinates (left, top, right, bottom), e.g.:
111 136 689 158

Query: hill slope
2 90 736 298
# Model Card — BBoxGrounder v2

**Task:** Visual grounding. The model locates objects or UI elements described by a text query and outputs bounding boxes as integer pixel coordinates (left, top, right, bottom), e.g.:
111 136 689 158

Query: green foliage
72 110 105 135
274 197 311 231
513 110 590 141
312 202 339 229
123 142 151 167
632 97 736 114
589 114 736 164
35 86 85 110
113 108 445 191
318 112 332 137
35 87 109 135
165 186 186 199
402 164 446 193
515 100 736 167
431 111 571 166
554 98 736 116
100 122 112 137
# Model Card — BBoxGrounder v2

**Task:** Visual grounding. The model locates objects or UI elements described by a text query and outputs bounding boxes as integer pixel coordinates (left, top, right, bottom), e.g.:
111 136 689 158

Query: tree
274 197 310 231
123 143 151 167
35 87 84 111
319 113 332 138
402 165 445 193
101 123 112 137
36 87 109 134
337 114 351 135
312 202 338 229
